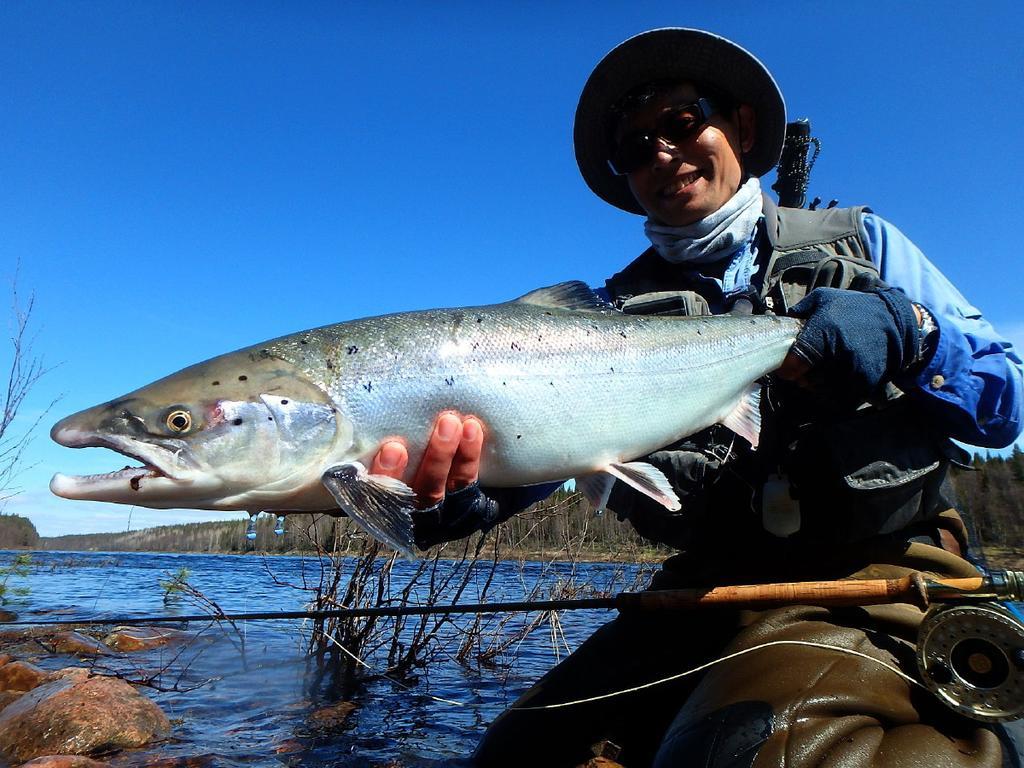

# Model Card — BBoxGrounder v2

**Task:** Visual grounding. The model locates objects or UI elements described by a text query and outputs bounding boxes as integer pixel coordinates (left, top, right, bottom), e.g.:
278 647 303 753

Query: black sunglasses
608 98 717 176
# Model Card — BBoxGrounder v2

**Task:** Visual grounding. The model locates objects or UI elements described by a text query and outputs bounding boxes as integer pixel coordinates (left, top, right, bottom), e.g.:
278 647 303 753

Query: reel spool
916 602 1024 722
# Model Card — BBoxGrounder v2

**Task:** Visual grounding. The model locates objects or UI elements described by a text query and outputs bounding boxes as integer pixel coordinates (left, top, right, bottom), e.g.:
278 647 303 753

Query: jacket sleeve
864 213 1023 448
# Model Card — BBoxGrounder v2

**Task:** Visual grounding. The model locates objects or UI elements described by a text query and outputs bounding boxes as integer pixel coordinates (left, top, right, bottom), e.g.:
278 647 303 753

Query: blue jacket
641 212 1023 449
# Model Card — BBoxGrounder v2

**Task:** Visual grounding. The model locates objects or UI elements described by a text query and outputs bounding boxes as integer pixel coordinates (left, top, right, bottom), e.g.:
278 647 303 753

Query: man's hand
370 412 484 507
775 285 920 400
369 412 496 550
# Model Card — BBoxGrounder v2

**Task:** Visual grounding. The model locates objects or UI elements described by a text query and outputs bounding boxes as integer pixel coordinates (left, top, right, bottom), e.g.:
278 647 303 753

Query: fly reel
916 601 1024 722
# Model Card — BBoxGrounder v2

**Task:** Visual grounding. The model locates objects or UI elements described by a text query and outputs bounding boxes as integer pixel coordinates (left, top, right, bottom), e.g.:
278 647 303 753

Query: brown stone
0 660 48 692
306 700 357 730
51 631 111 656
0 610 17 622
0 653 12 667
49 667 91 684
0 676 170 762
102 626 191 652
0 691 21 713
21 756 108 767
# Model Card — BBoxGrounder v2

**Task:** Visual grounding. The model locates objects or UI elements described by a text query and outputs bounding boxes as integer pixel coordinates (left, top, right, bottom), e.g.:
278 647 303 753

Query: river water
7 550 1023 766
6 550 649 767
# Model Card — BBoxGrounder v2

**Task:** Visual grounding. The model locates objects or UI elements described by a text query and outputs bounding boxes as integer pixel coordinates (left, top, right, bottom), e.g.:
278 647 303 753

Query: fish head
50 350 351 510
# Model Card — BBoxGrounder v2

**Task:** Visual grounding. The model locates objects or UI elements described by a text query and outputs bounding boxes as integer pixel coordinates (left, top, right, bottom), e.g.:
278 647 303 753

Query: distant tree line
951 445 1024 550
27 450 1024 557
0 513 39 549
38 489 663 560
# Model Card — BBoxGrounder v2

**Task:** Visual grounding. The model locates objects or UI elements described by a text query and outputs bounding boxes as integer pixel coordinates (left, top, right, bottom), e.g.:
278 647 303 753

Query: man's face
615 82 755 226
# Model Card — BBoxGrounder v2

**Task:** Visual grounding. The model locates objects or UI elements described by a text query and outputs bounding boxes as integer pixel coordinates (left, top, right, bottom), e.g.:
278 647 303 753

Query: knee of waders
993 723 1023 768
652 700 773 768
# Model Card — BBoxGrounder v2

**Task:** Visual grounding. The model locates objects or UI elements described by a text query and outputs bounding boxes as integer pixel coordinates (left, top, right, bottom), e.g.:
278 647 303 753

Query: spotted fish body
50 282 800 555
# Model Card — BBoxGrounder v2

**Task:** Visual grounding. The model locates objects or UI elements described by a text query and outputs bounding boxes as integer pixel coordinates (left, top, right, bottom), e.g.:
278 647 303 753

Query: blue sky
3 2 1023 537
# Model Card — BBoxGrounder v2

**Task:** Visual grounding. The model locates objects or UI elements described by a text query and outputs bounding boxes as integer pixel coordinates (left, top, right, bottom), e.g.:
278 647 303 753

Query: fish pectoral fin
512 281 612 312
321 462 418 558
720 383 763 449
603 462 681 512
576 473 616 514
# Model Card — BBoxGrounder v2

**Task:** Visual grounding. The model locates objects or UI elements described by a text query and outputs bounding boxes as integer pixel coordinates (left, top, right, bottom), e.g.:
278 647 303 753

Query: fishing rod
9 571 1023 722
8 570 1022 627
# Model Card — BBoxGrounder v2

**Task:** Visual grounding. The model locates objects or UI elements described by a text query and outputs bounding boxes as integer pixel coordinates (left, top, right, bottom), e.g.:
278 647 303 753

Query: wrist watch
912 301 939 364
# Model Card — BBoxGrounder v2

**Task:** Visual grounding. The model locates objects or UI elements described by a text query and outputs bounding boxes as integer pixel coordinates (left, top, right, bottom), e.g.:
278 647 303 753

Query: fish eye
165 409 192 433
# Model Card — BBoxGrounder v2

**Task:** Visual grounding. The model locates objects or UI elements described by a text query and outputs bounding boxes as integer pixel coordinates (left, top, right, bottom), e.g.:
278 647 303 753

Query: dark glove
410 482 500 550
788 285 919 401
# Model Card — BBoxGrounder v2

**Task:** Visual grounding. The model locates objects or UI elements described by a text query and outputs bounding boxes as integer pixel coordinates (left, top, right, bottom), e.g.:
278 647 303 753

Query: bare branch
0 274 59 498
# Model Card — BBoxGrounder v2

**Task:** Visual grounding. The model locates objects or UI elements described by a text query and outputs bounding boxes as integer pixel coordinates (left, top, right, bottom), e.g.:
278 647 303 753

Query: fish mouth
49 426 198 500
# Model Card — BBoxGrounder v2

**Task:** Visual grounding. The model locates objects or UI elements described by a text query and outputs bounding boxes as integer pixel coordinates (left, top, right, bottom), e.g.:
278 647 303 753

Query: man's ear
737 104 756 154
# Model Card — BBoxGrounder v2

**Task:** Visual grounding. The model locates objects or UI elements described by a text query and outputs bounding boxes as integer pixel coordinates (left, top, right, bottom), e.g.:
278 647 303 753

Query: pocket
785 398 960 543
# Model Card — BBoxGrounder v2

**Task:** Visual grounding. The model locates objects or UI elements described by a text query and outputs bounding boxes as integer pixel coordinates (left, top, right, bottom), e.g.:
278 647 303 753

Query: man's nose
651 138 680 168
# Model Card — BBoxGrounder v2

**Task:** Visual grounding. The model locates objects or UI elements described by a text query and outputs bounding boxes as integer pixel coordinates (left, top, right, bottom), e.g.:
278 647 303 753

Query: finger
370 440 409 480
412 412 462 506
447 417 484 492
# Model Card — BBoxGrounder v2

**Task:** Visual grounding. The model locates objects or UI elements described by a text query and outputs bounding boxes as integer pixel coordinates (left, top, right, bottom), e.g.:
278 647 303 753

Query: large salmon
50 282 800 555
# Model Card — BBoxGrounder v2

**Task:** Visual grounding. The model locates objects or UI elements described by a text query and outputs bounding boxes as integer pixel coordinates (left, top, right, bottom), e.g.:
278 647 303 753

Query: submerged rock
306 700 357 731
137 756 216 767
0 660 48 692
103 626 191 652
21 756 108 767
0 676 170 763
51 631 111 656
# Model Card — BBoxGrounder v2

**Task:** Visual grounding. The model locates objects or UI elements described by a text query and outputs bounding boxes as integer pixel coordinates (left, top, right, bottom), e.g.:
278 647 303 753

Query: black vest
601 198 957 552
606 195 876 311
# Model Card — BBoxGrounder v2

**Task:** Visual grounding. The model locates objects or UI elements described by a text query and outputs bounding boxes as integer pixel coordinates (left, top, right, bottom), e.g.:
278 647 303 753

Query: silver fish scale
264 304 800 487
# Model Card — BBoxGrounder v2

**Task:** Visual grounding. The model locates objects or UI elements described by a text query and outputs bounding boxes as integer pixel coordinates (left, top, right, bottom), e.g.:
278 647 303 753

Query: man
373 29 1023 767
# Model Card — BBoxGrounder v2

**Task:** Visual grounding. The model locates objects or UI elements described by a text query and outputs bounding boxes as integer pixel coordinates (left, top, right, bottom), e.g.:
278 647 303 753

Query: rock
136 757 214 767
0 691 21 713
102 626 190 652
306 701 357 730
0 676 170 763
50 632 111 656
0 653 12 667
0 660 48 692
49 667 90 684
0 610 17 622
21 756 108 767
273 738 305 755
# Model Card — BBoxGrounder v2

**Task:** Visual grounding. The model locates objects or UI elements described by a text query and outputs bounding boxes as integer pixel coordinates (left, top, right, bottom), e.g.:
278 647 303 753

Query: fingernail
463 419 480 441
379 442 403 470
437 415 460 441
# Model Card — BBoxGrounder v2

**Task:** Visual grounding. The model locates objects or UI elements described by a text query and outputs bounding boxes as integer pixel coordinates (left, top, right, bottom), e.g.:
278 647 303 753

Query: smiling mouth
659 170 703 199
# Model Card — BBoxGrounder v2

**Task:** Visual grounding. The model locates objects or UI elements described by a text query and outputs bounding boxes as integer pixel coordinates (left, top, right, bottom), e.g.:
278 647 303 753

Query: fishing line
511 640 922 711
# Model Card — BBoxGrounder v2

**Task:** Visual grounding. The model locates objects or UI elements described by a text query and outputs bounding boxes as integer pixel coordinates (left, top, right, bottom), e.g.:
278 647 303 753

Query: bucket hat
574 28 786 215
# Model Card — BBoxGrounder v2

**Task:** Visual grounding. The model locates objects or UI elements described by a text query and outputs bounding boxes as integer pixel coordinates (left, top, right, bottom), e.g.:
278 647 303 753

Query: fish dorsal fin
513 281 612 311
